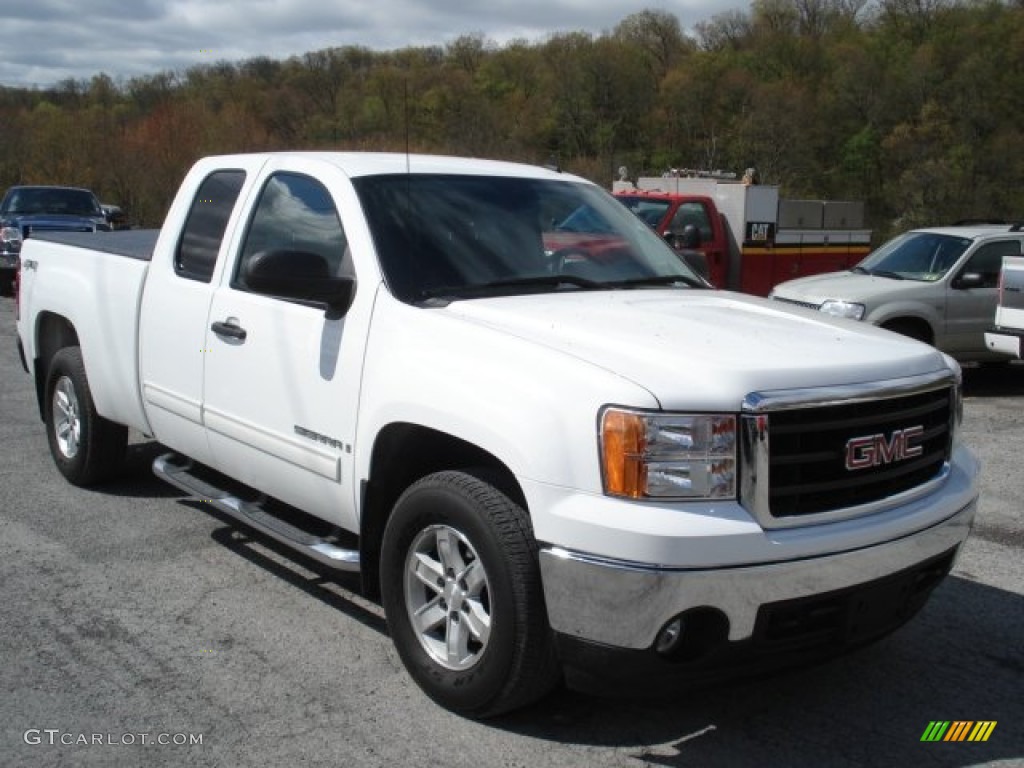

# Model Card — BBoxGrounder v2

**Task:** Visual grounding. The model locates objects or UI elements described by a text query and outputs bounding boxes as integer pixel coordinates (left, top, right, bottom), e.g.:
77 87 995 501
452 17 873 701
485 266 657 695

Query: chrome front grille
740 371 956 528
770 296 821 311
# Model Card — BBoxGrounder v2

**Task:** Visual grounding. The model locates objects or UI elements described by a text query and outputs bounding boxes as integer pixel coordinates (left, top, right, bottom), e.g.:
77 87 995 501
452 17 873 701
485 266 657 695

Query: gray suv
770 224 1023 363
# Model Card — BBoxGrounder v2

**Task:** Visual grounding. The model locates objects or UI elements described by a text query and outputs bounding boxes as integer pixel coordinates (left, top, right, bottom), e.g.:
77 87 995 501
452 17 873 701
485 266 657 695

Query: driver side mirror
664 224 702 251
952 272 985 290
243 249 356 317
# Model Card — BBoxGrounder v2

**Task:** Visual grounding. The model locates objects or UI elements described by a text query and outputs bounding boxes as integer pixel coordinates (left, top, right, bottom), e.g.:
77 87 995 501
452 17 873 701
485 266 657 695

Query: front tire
44 346 127 486
380 471 559 718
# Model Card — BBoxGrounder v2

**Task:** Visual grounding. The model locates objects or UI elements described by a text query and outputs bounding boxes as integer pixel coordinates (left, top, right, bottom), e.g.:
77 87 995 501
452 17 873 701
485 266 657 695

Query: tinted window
235 173 350 294
962 240 1021 288
858 232 972 282
616 196 672 228
175 170 246 282
1 187 103 216
669 202 713 243
354 174 702 304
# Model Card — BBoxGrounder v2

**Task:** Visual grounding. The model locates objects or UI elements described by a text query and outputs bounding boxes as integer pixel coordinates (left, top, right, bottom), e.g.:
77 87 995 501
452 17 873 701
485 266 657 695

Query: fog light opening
654 608 730 662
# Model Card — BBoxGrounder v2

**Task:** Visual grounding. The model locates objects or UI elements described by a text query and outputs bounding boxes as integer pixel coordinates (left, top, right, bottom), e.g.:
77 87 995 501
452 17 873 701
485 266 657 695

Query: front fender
355 293 659 495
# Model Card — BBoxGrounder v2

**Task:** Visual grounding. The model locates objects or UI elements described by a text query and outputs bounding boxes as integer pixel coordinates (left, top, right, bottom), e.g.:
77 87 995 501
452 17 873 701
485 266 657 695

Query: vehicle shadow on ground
93 439 181 498
495 575 1023 767
190 510 387 636
962 361 1024 397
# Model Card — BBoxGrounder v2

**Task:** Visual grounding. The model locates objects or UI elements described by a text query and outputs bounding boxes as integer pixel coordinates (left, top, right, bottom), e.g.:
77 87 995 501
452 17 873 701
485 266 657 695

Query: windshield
855 231 971 282
353 174 703 304
615 196 672 228
1 187 103 217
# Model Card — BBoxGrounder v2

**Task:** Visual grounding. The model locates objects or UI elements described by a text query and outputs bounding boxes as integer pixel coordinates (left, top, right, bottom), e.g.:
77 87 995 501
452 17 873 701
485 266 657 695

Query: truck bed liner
32 229 158 261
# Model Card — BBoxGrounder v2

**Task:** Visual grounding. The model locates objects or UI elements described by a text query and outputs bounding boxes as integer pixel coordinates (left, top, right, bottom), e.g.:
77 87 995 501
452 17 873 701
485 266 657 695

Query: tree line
1 0 1022 239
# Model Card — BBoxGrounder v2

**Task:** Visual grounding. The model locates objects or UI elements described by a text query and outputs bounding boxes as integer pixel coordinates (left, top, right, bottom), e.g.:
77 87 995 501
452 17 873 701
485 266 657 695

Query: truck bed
33 229 158 261
19 231 155 435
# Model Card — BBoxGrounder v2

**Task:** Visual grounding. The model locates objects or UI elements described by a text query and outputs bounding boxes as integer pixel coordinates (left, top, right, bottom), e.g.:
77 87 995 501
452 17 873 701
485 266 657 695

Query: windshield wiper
852 266 904 280
418 273 702 304
419 275 605 301
606 275 705 289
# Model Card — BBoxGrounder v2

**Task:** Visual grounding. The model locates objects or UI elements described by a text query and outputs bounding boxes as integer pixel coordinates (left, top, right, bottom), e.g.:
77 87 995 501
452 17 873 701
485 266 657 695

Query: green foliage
4 1 1024 234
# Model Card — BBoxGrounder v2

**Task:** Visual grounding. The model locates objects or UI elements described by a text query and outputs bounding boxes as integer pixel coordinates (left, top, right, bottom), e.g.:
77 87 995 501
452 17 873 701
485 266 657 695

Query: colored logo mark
921 721 997 742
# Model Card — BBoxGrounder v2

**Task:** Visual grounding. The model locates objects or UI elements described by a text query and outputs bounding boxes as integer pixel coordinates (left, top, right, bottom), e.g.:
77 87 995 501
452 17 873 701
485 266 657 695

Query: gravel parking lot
1 294 1021 768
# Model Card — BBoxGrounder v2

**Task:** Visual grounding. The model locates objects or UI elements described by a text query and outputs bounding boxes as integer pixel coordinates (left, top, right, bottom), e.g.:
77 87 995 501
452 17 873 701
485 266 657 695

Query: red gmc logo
845 426 925 471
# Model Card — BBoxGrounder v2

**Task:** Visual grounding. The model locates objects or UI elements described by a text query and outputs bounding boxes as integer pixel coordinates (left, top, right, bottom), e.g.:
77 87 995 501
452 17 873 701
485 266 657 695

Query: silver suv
770 224 1024 362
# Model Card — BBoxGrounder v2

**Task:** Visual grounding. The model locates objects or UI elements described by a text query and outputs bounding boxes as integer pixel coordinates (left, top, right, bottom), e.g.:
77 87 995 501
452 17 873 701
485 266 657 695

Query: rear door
201 157 374 529
139 159 265 465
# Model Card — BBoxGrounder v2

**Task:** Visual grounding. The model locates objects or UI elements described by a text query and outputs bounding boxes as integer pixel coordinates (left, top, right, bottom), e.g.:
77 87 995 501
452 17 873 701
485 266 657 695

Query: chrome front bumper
539 498 976 650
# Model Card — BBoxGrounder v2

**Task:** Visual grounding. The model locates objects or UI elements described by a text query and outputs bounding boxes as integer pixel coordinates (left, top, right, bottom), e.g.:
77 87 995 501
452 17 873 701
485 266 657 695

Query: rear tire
380 470 559 718
44 346 127 486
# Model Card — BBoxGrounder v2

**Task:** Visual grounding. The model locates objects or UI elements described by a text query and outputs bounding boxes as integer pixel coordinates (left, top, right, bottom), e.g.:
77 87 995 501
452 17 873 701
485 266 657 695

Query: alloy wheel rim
404 524 492 671
53 376 81 459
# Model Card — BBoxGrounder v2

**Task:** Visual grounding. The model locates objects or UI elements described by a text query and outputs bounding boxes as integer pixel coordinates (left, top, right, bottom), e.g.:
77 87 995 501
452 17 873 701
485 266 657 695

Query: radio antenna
404 77 411 175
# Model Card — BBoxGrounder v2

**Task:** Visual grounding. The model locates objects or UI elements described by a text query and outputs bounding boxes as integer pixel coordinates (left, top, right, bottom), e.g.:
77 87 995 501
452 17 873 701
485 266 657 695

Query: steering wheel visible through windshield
853 231 972 282
353 174 704 304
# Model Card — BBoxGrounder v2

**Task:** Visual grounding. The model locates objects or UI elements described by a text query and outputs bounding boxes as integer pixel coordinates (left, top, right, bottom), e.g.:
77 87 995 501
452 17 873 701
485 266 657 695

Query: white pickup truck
15 152 979 717
985 256 1024 357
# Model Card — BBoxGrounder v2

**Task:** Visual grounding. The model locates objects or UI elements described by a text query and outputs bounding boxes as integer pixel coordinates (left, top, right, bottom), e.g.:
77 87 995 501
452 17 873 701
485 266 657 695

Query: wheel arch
358 422 526 601
32 312 80 421
878 314 935 345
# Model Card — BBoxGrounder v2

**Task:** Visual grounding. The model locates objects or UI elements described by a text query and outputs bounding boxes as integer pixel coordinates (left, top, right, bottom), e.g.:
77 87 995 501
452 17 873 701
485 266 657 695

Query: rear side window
175 170 246 282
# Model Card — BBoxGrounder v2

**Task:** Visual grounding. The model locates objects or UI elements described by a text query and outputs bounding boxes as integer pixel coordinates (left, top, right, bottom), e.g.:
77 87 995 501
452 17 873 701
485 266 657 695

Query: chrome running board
153 452 360 572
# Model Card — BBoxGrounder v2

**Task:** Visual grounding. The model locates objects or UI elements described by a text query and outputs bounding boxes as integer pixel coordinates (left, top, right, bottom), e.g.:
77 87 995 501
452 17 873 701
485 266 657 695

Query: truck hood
5 213 106 236
442 289 949 410
771 270 926 305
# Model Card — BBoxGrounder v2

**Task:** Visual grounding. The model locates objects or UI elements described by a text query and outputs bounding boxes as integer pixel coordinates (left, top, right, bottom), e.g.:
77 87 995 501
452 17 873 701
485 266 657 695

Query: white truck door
201 163 372 530
139 163 262 465
944 239 1020 357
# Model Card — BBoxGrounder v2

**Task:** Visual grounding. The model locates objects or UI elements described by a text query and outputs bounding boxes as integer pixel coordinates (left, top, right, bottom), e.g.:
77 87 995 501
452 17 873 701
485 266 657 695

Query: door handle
211 320 247 340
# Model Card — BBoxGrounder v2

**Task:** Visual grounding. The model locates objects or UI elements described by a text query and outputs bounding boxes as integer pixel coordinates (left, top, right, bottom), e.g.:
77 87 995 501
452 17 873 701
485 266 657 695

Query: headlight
600 408 736 500
819 299 865 320
1 226 22 245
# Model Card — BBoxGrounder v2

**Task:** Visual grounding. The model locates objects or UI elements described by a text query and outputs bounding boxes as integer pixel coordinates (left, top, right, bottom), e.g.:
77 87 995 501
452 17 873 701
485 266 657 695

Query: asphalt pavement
0 295 1021 768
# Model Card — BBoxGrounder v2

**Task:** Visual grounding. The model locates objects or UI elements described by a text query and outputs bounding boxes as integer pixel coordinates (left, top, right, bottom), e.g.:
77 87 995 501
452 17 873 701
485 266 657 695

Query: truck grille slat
741 373 955 524
768 398 949 436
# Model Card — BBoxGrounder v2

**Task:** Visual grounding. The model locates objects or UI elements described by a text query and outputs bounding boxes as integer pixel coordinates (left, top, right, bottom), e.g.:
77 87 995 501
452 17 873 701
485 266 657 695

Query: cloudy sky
3 0 746 89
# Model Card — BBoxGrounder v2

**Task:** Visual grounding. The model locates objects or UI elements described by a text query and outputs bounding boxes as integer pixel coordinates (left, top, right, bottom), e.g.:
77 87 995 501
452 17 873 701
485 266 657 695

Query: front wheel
44 346 127 486
380 471 559 717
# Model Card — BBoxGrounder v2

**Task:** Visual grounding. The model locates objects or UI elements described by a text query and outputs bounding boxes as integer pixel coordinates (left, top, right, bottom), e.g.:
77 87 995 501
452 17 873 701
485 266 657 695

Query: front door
945 239 1022 357
201 160 373 529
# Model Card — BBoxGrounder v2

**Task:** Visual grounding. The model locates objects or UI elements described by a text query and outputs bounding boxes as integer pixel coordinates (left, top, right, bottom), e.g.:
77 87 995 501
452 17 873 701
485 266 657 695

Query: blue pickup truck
0 185 111 294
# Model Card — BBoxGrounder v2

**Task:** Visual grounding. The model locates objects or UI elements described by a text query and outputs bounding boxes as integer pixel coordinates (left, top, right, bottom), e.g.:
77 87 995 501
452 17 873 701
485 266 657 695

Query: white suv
770 224 1024 362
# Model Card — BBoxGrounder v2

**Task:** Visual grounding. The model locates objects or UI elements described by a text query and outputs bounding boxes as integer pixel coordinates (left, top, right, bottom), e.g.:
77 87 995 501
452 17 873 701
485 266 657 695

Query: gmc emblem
845 426 925 471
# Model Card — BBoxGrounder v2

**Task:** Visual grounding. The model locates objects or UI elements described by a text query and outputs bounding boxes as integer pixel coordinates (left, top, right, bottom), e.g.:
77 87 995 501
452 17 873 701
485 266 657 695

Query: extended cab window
235 172 350 295
175 170 246 282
